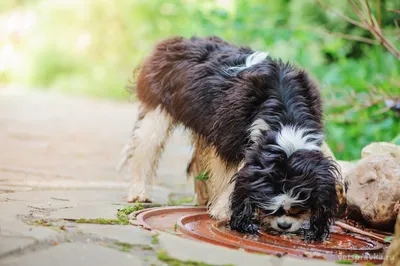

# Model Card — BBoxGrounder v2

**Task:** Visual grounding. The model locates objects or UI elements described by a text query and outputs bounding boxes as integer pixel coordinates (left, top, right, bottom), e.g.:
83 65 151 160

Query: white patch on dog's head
245 52 269 67
225 51 269 75
276 125 324 157
258 187 310 214
249 118 270 142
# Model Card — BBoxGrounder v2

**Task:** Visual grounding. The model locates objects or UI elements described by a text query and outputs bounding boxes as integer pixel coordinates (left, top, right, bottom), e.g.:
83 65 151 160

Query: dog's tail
125 66 140 95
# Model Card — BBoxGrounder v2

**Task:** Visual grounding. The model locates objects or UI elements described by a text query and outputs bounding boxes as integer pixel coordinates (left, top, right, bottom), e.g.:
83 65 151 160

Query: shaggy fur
119 36 341 241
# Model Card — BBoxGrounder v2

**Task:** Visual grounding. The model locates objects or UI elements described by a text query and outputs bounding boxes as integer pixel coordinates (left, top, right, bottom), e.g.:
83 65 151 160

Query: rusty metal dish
134 206 387 263
135 206 206 231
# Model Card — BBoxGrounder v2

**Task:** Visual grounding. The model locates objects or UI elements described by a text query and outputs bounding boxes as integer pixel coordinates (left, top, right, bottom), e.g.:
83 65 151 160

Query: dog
118 36 344 241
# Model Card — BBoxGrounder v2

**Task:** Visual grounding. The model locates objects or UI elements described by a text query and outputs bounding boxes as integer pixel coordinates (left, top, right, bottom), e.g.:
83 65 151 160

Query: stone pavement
0 89 339 266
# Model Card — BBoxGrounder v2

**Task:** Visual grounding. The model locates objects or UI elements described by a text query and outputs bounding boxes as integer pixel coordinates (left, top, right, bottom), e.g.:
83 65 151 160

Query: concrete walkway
0 89 337 266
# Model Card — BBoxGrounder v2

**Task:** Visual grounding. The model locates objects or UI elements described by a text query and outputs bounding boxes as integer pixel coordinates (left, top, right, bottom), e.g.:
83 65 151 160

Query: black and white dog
118 36 344 240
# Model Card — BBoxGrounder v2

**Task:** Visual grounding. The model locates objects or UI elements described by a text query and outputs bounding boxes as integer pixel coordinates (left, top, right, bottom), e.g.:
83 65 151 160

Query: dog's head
230 127 341 241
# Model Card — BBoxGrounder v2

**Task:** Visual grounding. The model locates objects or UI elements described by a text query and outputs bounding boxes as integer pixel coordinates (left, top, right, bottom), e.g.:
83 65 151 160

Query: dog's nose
277 222 292 230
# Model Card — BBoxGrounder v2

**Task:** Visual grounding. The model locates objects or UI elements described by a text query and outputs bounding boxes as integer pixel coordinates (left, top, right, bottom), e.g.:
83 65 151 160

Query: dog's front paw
127 192 152 203
230 219 259 234
301 229 327 242
127 183 152 203
243 223 259 234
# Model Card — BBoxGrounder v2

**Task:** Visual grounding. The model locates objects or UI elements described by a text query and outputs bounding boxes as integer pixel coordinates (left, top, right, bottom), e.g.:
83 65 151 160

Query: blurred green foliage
0 0 399 160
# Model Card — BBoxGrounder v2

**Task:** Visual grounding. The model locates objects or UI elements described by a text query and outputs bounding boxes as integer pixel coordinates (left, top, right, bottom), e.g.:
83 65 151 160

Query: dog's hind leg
186 143 210 206
117 105 147 173
118 105 174 202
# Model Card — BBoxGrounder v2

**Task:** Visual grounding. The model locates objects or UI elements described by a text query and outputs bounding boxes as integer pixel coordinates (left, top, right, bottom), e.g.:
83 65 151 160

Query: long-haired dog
118 36 345 241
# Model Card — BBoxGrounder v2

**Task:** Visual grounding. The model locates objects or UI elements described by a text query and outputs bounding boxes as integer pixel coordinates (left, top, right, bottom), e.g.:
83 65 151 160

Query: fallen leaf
384 236 393 243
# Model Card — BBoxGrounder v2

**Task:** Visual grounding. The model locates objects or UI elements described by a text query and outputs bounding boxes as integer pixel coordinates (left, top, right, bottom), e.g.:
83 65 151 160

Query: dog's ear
229 136 285 234
307 157 340 241
229 171 258 234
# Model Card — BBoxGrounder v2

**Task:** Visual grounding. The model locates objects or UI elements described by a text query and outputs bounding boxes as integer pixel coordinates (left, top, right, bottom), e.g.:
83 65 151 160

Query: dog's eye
268 208 285 216
287 208 304 215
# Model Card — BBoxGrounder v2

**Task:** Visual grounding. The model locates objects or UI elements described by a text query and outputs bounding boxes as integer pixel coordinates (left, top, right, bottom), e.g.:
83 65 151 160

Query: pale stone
346 155 400 229
337 160 357 179
361 142 400 163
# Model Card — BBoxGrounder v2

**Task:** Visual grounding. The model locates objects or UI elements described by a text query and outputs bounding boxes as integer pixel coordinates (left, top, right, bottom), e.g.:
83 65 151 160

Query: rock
383 214 400 266
337 160 357 180
346 155 400 230
361 142 400 163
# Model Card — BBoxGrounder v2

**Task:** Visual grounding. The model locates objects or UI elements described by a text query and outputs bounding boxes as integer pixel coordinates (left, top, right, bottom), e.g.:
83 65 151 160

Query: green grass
74 218 124 225
28 219 66 232
384 236 394 243
195 172 209 181
115 242 134 252
336 260 353 264
112 242 153 253
151 234 160 245
73 202 144 225
157 250 233 266
117 202 145 224
32 219 53 227
168 195 195 206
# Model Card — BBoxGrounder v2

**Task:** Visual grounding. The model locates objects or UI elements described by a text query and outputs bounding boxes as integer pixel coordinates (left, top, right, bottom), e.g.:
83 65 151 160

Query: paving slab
0 219 58 241
0 187 177 206
0 202 57 257
0 202 57 240
0 190 127 204
49 203 123 220
0 202 30 218
0 242 143 266
75 224 153 245
0 186 32 194
0 89 193 188
157 233 339 266
0 235 35 257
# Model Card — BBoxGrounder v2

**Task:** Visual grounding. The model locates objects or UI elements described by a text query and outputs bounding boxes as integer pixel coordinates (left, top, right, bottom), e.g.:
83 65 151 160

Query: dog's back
135 36 250 110
134 36 322 165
